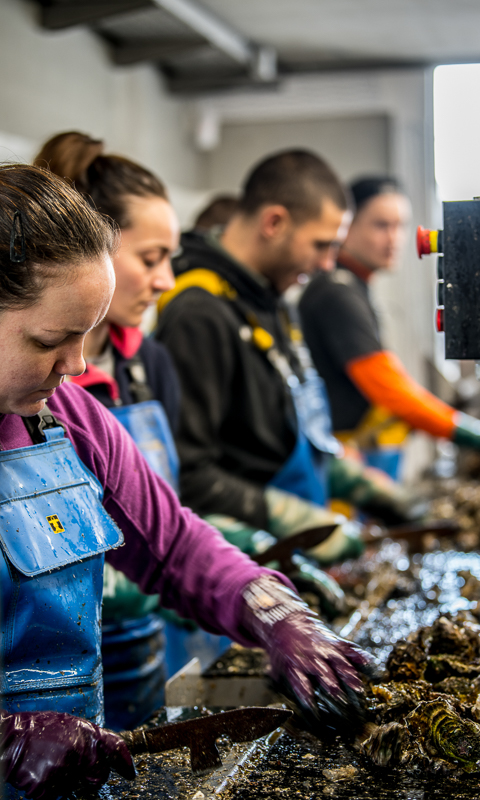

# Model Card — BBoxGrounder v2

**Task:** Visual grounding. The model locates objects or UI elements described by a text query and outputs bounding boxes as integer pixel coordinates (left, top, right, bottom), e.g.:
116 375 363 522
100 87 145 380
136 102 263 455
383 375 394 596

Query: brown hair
238 149 349 222
34 131 168 230
194 195 239 231
0 163 116 311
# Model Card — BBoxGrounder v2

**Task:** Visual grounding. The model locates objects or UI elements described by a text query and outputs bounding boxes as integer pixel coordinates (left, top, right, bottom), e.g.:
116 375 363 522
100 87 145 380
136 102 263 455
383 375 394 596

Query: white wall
0 0 201 195
199 114 390 191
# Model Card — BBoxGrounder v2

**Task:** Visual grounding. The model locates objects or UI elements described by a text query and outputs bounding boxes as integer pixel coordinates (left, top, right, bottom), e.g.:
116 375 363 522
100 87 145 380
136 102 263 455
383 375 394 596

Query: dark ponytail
34 131 168 229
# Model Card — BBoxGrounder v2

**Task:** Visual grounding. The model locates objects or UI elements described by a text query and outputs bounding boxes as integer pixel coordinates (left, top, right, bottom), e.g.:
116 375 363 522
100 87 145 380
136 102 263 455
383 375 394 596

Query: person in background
299 176 480 480
34 132 180 433
0 164 370 799
156 151 422 568
194 194 239 232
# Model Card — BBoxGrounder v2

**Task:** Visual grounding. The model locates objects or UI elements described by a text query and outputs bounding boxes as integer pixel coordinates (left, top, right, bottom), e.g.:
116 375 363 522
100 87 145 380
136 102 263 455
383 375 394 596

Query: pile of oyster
431 480 480 551
360 614 480 774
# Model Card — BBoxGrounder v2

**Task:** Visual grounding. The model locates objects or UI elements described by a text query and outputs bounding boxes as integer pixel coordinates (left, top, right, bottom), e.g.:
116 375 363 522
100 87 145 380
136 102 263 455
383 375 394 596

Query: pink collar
70 363 120 402
70 326 143 401
109 325 143 359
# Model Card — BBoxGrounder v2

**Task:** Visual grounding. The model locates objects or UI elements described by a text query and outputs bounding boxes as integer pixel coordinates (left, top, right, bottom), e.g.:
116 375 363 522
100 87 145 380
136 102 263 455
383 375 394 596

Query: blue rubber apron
267 345 340 506
362 448 402 481
110 400 179 491
0 415 123 724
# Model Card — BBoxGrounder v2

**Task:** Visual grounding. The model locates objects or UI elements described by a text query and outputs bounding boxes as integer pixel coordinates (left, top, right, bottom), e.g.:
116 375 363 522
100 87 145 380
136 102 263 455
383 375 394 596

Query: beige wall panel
201 114 389 191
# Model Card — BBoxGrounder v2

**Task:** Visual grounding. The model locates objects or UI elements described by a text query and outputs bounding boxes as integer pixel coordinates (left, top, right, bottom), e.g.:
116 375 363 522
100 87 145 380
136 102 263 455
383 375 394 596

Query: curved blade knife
121 706 292 774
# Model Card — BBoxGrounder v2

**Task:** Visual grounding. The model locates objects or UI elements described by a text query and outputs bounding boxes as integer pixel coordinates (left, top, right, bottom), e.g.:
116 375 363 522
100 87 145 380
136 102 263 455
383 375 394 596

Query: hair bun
34 131 104 188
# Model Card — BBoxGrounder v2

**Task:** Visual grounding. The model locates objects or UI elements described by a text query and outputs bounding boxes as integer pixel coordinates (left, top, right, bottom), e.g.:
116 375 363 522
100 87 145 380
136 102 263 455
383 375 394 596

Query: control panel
417 199 480 359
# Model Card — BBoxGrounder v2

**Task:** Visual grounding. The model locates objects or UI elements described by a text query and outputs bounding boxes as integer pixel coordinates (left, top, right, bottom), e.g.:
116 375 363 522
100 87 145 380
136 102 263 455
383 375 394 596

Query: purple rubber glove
241 575 373 735
0 711 136 800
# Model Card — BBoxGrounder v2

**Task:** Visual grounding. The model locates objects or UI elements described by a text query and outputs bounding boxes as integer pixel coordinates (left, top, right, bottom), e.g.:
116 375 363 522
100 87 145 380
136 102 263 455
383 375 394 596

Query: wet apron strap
124 355 155 405
22 404 66 444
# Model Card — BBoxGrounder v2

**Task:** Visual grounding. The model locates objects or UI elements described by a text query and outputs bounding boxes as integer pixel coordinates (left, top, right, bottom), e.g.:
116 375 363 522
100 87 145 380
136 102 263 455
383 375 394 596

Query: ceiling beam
112 37 204 65
165 58 437 95
40 1 151 30
150 0 277 81
165 70 281 95
151 0 251 65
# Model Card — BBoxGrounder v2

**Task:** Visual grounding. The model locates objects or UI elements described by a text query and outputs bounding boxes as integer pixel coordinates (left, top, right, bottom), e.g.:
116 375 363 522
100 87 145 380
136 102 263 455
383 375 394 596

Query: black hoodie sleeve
156 288 269 528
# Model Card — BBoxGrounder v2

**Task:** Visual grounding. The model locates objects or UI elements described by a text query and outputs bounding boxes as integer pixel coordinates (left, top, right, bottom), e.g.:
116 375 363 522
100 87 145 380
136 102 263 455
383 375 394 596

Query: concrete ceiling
36 0 480 93
200 0 480 64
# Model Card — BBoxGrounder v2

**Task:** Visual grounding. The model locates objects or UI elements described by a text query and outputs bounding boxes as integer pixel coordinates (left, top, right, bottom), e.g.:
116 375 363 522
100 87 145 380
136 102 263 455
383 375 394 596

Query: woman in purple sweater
0 164 369 800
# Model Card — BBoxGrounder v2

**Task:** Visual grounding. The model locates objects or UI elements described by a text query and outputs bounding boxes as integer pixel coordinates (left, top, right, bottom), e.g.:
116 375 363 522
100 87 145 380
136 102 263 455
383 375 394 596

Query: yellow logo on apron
46 514 65 534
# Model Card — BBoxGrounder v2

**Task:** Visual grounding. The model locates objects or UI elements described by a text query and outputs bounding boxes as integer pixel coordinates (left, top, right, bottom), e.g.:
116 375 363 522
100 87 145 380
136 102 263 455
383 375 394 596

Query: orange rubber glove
346 350 456 439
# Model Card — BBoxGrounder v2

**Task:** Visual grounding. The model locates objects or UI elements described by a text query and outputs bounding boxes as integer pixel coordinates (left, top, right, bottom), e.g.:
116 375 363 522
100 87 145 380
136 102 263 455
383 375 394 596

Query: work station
2 2 480 797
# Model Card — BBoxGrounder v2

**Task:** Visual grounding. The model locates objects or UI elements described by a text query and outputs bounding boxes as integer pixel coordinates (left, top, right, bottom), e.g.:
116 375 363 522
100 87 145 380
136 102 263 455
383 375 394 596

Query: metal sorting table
83 545 480 800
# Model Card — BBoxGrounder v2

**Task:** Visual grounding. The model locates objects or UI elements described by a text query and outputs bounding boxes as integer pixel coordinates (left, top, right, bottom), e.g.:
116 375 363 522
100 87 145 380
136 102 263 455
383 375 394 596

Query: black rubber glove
0 710 136 800
241 575 373 738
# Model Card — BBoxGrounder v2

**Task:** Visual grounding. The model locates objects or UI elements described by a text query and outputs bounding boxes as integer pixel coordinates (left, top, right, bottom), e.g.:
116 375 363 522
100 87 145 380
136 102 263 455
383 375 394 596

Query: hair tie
10 211 26 264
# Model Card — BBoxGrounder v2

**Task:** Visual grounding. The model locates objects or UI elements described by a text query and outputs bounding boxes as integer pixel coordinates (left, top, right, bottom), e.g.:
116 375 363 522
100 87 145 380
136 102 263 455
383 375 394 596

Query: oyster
361 616 480 774
434 675 480 705
360 722 411 767
368 681 437 724
422 615 480 660
384 641 427 682
406 699 480 773
424 654 480 683
385 616 480 684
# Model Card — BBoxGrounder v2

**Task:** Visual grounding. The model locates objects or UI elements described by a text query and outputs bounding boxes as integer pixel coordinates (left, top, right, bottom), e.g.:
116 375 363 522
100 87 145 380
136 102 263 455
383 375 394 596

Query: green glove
103 564 199 631
264 486 364 565
103 563 160 622
202 514 276 556
328 456 428 526
288 554 348 620
454 412 480 449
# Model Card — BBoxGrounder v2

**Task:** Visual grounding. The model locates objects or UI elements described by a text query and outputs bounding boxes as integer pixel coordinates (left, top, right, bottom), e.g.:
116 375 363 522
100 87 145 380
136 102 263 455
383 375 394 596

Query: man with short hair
299 176 480 479
156 153 418 561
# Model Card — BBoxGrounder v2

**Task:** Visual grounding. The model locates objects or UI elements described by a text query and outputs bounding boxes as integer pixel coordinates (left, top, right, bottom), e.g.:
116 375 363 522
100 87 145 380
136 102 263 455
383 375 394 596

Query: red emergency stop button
417 226 440 258
436 308 445 333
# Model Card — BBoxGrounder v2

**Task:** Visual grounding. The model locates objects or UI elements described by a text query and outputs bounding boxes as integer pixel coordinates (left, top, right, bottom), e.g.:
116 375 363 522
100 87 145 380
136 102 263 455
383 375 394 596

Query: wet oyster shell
423 616 480 660
385 641 427 682
406 699 480 773
360 722 412 767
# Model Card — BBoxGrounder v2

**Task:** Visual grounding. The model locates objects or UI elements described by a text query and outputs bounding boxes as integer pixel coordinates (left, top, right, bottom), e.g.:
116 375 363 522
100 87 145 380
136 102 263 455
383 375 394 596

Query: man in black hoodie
155 150 419 561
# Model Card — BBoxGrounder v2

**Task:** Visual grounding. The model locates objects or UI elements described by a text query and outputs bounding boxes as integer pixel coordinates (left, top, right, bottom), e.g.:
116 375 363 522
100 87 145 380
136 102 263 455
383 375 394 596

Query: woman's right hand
241 575 373 735
0 710 136 800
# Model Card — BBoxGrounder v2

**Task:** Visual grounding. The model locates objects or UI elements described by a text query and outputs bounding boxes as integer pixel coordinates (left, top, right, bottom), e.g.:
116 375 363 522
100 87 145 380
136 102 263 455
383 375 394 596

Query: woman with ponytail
34 132 180 439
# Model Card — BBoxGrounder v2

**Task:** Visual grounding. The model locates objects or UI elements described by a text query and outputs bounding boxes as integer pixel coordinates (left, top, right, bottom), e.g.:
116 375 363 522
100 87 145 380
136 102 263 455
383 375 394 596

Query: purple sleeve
48 384 290 644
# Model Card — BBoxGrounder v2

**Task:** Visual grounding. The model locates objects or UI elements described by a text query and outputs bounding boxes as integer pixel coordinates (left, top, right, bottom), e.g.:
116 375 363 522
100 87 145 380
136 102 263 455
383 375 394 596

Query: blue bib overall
0 417 123 724
110 400 179 491
267 343 340 507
